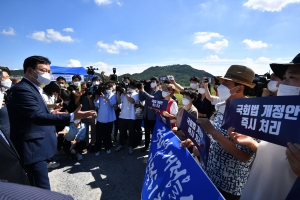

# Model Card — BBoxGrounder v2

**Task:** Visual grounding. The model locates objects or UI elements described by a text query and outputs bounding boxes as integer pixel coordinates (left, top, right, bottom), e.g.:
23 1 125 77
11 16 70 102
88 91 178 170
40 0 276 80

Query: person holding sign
181 65 257 199
238 53 300 200
173 89 198 140
159 84 178 128
139 77 162 152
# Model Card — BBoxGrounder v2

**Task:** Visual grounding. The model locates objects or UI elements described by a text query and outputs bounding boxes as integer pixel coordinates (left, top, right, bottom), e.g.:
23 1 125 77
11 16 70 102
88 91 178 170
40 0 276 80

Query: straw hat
270 53 300 79
218 65 255 88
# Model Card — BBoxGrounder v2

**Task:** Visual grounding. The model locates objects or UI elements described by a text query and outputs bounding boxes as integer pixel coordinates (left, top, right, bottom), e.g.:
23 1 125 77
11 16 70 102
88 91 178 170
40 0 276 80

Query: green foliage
10 69 23 76
119 64 214 85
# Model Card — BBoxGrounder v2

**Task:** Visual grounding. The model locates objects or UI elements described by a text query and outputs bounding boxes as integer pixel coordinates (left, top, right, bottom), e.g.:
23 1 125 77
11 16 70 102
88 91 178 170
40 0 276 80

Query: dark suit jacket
0 181 74 200
139 89 162 120
6 78 70 165
0 126 30 185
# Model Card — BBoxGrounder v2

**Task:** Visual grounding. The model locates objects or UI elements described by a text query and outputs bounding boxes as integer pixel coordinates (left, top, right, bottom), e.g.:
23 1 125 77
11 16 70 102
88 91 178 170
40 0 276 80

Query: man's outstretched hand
73 104 96 120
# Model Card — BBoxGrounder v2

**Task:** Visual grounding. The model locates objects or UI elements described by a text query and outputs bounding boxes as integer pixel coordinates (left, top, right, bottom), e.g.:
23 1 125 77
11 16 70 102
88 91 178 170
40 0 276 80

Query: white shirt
241 141 297 200
23 77 74 121
119 92 139 120
211 96 224 105
169 101 178 123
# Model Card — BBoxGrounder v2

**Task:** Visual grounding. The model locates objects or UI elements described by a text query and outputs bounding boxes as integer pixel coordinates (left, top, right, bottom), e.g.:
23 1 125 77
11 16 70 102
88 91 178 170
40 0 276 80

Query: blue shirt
64 123 86 141
94 93 116 123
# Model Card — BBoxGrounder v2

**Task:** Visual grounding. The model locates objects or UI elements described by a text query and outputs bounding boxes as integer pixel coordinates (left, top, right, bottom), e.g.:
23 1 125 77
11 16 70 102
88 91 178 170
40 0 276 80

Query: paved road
49 143 148 200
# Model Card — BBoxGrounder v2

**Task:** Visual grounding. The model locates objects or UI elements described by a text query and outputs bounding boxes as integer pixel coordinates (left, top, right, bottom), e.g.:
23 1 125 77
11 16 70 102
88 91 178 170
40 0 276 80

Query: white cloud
203 39 228 52
194 32 223 44
243 0 300 12
206 55 220 60
117 1 122 6
63 28 74 32
28 31 50 42
97 40 138 54
28 29 74 43
242 39 268 49
67 59 82 67
1 28 16 35
94 0 111 6
46 29 74 42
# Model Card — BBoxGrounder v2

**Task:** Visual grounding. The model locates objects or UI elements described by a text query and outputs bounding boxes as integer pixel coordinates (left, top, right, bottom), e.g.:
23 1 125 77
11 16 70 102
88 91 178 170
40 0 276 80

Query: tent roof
50 66 87 75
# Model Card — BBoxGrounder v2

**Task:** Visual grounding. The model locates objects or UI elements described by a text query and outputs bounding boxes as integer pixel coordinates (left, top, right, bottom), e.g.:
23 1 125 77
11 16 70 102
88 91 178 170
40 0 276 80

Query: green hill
10 69 24 76
10 64 214 86
119 64 214 85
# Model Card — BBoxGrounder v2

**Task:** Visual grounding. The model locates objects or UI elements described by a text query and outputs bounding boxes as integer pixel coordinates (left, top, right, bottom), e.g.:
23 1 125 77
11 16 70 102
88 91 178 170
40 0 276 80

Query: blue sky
1 0 300 77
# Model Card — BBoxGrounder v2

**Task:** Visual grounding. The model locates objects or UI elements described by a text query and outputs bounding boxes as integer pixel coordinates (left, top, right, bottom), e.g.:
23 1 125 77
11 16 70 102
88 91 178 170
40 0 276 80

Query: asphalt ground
49 141 149 200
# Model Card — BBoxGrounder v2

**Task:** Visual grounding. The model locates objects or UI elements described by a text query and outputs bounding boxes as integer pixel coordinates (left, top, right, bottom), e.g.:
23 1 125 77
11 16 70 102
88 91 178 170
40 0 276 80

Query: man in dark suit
6 55 95 190
0 127 30 185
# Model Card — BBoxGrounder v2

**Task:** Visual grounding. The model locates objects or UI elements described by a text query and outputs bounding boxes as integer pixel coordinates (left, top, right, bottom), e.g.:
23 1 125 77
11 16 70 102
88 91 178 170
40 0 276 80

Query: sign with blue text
142 117 224 200
180 110 210 167
147 98 168 111
221 96 300 147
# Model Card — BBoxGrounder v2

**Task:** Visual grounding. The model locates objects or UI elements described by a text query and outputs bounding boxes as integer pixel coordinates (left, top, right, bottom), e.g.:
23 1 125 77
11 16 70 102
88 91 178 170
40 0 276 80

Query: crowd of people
0 54 300 200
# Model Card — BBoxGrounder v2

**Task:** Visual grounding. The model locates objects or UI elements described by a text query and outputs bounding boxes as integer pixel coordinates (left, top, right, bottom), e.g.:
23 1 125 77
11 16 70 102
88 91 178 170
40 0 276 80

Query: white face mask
33 70 51 85
74 119 81 124
150 82 156 89
60 84 65 88
217 84 238 100
267 80 278 92
93 81 99 86
182 97 190 106
190 83 197 89
277 84 300 96
1 79 12 88
198 88 205 94
128 88 135 93
162 91 170 98
106 90 112 95
73 81 80 87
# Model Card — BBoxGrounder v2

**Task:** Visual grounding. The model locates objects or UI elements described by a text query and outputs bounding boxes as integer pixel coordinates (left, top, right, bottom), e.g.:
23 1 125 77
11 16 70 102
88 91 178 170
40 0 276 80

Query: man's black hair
129 80 137 88
56 76 66 82
150 76 159 83
43 81 61 96
123 76 130 81
23 56 51 74
92 76 100 82
72 74 82 81
107 83 114 88
189 76 200 83
182 89 198 102
0 66 10 76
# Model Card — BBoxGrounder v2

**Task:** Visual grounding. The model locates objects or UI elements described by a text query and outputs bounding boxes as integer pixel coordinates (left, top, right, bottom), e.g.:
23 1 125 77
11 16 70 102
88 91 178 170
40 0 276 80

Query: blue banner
179 110 210 167
221 96 300 147
142 117 224 200
147 98 168 111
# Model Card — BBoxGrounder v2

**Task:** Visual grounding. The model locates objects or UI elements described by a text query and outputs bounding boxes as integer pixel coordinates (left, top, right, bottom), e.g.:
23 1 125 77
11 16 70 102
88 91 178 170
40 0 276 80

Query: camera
137 80 151 92
248 73 271 97
86 66 98 75
110 68 118 82
94 83 109 95
167 75 174 80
